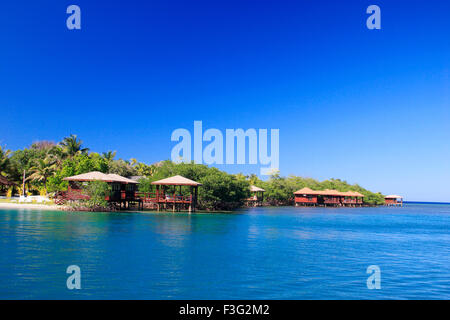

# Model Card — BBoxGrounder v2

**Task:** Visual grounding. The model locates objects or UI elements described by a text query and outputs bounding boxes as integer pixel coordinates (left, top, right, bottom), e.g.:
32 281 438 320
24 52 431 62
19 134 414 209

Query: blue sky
0 1 449 201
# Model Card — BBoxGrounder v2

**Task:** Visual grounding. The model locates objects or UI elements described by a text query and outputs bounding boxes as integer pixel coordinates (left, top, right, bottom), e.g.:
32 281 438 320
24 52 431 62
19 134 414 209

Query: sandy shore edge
0 202 62 210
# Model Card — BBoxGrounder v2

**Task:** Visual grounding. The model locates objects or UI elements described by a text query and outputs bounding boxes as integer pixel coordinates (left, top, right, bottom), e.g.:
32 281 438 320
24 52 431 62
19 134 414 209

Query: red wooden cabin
294 188 364 207
55 171 139 209
340 191 364 205
321 189 343 205
385 195 403 207
294 187 320 206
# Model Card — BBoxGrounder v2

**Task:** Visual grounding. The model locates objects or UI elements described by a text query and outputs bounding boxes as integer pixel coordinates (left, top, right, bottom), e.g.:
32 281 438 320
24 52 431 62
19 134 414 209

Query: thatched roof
106 174 139 184
340 191 365 197
250 185 265 192
294 188 364 197
63 171 138 184
0 175 14 186
385 195 402 199
294 187 322 195
320 189 342 196
151 175 202 186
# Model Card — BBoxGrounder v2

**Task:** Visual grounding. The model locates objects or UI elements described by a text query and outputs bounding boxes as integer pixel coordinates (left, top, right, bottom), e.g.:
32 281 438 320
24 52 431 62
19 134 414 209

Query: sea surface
0 204 449 299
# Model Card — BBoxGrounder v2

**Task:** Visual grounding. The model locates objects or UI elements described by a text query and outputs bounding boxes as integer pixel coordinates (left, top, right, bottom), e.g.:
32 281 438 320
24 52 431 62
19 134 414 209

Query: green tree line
247 172 385 205
0 135 385 208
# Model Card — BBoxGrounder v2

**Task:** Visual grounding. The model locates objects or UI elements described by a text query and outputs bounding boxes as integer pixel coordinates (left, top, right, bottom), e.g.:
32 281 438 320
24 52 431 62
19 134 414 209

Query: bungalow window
111 183 121 191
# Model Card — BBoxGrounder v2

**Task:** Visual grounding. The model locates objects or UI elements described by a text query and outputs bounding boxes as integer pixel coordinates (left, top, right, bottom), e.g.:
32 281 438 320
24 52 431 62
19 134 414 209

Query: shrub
82 181 110 210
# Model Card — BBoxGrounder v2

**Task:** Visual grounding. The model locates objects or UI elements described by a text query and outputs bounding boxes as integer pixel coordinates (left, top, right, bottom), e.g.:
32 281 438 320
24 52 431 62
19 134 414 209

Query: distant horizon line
404 201 450 205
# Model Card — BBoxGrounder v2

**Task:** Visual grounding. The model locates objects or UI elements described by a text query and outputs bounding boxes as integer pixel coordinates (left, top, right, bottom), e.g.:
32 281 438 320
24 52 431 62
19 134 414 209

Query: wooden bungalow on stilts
246 185 266 207
294 188 365 207
385 195 403 207
320 189 344 206
294 187 321 206
136 175 202 213
340 191 365 206
55 171 141 209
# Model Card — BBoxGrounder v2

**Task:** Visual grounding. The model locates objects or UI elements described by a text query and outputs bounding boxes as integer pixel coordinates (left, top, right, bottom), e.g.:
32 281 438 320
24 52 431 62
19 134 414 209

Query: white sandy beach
0 202 61 210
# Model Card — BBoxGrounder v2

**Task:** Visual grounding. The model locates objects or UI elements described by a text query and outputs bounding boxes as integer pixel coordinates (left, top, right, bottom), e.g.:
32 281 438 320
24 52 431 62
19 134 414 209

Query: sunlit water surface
0 204 449 299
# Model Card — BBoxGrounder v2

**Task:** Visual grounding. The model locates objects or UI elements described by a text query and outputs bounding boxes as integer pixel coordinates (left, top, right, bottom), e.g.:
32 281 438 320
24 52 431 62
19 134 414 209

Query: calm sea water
0 204 449 299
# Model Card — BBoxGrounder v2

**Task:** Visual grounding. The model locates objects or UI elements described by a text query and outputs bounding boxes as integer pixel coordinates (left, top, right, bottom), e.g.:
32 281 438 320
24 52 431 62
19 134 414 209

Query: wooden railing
295 197 316 203
55 190 138 203
56 190 90 200
54 190 90 204
323 198 341 204
135 192 193 203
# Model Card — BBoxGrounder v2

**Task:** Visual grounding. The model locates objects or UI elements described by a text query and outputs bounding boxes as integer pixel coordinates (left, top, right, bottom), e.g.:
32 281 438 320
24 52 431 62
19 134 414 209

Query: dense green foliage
0 136 153 196
82 181 110 210
138 161 250 210
250 171 385 205
0 135 385 208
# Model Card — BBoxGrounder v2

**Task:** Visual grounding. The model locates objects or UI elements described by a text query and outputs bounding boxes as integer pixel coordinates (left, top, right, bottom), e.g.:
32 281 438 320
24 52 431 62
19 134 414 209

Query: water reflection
0 205 449 299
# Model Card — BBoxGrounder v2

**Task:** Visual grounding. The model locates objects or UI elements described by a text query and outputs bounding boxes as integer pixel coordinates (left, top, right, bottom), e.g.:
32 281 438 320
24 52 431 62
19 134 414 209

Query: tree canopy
249 172 385 205
0 135 386 207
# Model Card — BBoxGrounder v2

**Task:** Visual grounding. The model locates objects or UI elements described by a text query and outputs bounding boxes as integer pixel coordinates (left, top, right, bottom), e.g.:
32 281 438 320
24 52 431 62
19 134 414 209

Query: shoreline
0 202 232 213
0 202 62 211
0 201 387 212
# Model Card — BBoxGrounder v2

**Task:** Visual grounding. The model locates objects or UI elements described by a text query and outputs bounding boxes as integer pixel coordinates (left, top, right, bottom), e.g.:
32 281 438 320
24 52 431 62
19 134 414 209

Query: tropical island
0 135 387 211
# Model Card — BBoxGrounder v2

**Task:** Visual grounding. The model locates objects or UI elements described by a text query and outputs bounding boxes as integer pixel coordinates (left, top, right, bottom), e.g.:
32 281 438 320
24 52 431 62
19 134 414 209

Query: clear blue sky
0 1 449 201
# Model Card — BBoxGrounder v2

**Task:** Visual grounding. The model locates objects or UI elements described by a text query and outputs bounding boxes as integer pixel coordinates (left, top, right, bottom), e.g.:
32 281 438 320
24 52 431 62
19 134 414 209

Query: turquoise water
0 204 449 299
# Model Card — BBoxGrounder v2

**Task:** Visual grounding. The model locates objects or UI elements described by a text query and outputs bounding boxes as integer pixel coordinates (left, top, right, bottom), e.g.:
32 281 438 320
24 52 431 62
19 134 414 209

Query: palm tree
102 151 116 162
247 173 260 186
135 163 155 177
29 158 56 194
47 145 66 170
59 134 89 158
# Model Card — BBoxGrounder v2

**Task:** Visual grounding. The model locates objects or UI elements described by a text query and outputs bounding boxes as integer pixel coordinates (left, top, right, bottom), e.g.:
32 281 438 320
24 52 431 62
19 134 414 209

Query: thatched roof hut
385 195 402 199
63 171 138 184
294 187 322 195
151 175 202 186
340 191 365 197
250 185 265 192
294 188 364 197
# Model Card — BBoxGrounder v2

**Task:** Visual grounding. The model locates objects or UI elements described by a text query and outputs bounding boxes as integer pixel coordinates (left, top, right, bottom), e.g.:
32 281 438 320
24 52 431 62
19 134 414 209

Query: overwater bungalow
321 189 344 206
340 191 365 206
385 195 403 207
294 188 364 207
246 185 266 207
294 187 321 206
55 171 140 209
136 175 202 212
